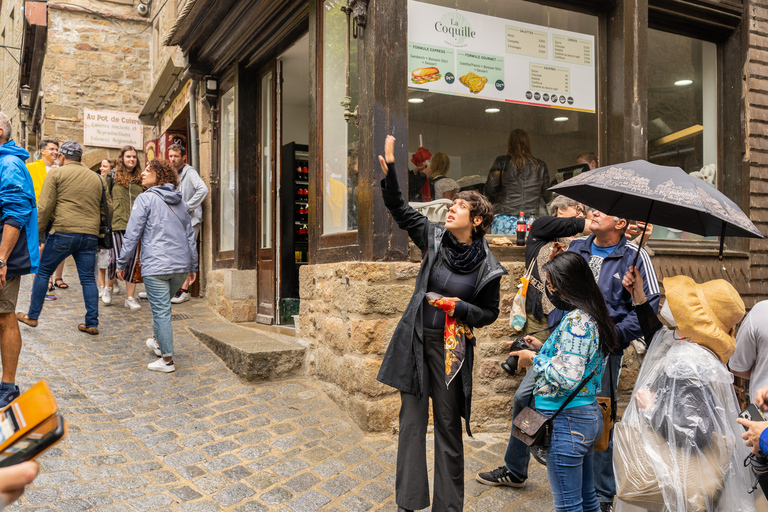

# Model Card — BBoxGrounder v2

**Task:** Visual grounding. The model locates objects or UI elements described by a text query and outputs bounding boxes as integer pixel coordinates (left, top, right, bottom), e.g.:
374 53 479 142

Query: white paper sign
83 108 143 149
407 1 596 113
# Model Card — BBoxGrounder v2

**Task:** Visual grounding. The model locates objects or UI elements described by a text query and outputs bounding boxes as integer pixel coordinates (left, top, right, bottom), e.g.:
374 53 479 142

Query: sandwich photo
411 67 441 85
459 72 487 94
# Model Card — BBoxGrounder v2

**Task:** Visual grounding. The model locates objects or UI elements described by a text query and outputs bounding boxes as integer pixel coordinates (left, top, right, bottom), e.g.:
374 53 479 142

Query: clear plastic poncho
614 328 756 512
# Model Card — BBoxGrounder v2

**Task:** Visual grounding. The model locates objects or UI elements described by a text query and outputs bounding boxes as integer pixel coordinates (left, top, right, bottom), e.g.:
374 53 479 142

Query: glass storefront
407 0 598 217
219 87 236 252
647 29 717 240
322 0 359 235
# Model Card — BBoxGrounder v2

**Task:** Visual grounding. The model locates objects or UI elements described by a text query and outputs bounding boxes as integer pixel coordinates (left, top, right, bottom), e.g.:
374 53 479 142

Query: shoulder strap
150 190 184 227
547 369 597 422
101 179 111 228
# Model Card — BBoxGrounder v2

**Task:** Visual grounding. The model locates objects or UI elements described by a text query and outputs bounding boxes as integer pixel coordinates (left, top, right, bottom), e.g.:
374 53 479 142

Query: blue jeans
143 273 187 357
504 368 536 480
29 233 98 327
543 401 602 512
593 354 622 503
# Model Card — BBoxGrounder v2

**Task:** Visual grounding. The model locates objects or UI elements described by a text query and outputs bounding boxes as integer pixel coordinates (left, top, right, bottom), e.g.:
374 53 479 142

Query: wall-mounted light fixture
203 76 218 107
19 85 32 112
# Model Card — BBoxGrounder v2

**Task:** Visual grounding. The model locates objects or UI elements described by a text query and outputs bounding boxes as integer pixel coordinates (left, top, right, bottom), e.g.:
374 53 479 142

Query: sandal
54 278 69 289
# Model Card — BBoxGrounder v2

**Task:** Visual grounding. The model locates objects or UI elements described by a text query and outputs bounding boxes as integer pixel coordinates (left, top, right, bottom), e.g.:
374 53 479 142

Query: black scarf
440 231 486 274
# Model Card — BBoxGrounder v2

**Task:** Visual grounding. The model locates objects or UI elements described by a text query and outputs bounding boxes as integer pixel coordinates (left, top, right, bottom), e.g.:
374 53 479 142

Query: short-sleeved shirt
587 241 618 282
433 177 460 199
730 301 768 402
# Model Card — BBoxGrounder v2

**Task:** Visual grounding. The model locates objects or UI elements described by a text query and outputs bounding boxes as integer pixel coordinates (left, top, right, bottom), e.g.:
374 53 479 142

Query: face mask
660 300 676 327
546 286 573 311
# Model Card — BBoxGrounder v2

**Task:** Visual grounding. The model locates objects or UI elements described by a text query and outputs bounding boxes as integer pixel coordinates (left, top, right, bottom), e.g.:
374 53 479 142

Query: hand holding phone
740 404 766 430
0 461 38 508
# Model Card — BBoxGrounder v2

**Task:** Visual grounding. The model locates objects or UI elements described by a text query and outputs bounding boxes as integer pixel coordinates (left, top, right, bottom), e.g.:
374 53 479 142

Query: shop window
219 86 236 253
647 29 717 240
321 0 359 235
407 1 598 216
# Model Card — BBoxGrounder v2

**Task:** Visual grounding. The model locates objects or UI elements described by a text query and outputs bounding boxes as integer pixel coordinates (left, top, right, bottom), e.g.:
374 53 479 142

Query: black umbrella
548 160 763 262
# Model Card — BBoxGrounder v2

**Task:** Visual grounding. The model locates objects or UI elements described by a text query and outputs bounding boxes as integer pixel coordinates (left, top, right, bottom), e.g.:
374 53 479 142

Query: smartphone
740 404 767 430
0 414 66 467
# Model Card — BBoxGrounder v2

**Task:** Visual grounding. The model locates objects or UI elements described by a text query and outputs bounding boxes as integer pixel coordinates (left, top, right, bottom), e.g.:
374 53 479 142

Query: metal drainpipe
189 79 199 170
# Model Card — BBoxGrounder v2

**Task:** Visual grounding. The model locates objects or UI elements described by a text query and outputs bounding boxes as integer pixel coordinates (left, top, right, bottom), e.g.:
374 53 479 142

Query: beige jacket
38 161 113 239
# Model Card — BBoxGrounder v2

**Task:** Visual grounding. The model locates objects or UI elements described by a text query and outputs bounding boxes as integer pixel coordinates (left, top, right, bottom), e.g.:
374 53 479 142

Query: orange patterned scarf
426 292 475 388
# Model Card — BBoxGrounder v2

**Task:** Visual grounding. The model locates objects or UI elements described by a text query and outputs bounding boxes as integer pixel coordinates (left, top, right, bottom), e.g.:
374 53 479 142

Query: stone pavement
8 270 555 512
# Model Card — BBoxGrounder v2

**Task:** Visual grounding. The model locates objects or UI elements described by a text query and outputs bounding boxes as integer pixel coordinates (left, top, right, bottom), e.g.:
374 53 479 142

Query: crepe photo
411 67 442 85
459 72 487 94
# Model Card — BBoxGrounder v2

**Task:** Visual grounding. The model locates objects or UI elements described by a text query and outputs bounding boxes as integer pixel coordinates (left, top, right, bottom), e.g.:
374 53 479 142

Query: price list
552 34 592 66
505 25 547 59
529 63 570 95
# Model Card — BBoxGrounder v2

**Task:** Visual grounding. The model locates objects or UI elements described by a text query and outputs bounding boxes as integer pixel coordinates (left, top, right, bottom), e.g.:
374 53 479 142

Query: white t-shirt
730 301 768 402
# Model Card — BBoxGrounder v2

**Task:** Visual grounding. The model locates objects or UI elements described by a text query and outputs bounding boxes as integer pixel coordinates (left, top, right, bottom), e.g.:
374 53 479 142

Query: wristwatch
0 260 6 268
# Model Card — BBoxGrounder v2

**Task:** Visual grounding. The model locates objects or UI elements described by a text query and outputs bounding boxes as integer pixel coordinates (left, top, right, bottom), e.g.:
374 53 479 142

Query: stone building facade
6 0 152 165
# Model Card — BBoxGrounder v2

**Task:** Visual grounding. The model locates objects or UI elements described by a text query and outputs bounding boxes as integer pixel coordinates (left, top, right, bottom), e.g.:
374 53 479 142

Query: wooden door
256 63 278 324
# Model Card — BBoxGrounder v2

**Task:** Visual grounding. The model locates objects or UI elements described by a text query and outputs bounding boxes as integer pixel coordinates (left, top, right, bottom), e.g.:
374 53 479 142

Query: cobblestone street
8 271 554 512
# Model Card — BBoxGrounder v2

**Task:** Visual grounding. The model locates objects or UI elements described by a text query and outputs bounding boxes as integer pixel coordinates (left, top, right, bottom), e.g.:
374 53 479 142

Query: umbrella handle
719 222 726 261
632 202 654 268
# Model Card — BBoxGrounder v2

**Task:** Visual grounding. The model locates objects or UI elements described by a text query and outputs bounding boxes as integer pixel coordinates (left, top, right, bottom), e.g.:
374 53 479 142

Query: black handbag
512 369 597 447
98 180 112 250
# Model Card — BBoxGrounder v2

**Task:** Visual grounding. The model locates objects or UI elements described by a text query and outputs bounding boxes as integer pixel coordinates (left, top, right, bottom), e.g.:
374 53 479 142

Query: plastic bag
510 285 526 331
614 328 756 512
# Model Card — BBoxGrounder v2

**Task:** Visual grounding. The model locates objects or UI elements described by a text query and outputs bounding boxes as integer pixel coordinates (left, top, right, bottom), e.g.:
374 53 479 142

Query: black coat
376 162 507 435
484 155 551 216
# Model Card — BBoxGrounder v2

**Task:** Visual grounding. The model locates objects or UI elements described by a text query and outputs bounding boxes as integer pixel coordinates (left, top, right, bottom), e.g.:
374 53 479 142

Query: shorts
96 248 110 269
0 276 21 313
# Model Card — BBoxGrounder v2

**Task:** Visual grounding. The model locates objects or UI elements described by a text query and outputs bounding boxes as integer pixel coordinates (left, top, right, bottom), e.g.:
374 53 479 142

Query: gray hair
549 195 581 215
0 113 11 144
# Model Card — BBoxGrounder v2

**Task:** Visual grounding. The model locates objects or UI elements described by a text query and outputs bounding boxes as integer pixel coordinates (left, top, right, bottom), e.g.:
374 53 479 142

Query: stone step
189 322 305 381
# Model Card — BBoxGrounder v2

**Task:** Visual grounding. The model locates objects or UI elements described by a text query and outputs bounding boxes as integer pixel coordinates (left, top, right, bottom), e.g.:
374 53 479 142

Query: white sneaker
98 286 105 298
102 287 113 304
138 291 147 299
125 296 141 310
112 282 121 295
146 337 161 356
170 291 190 304
148 358 175 373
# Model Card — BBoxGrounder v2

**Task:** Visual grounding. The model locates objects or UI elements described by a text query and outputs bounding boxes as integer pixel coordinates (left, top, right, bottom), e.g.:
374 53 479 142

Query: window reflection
648 29 717 240
220 87 236 252
322 0 359 235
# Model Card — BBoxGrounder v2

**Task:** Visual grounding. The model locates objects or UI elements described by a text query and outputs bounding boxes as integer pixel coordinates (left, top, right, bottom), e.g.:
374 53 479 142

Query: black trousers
396 327 465 511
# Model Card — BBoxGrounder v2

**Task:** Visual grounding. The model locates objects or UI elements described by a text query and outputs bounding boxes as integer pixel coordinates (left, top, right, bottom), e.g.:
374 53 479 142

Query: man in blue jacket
0 113 39 407
478 209 659 512
565 210 660 511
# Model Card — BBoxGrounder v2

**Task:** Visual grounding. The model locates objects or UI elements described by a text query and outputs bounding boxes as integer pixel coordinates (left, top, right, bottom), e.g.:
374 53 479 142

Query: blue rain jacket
0 140 39 276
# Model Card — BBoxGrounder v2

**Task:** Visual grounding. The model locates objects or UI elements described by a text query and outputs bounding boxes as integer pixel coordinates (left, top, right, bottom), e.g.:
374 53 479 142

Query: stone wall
299 259 644 433
41 2 152 165
0 0 25 143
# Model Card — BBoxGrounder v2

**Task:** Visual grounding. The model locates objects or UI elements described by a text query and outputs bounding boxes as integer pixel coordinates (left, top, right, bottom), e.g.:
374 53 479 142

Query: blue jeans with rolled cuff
541 401 602 512
142 273 187 357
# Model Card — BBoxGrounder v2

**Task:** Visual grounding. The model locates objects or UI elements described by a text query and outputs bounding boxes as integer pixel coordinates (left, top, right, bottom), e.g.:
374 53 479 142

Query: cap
59 141 82 158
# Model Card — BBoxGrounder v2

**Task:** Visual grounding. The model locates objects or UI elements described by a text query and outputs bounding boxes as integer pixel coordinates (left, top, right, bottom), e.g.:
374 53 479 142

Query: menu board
407 1 595 113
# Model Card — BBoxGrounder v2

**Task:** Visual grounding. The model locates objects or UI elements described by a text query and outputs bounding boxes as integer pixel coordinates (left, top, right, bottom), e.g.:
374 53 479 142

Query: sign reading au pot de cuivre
407 0 596 113
83 108 143 149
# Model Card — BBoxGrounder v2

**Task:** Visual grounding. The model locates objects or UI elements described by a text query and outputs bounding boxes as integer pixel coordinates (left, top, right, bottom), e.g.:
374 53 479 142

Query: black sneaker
0 384 20 408
476 466 525 487
599 502 614 512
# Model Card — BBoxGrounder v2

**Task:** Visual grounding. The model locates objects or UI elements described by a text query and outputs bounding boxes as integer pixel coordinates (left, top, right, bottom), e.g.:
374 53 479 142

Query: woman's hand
509 348 536 372
116 269 125 281
188 272 197 285
522 335 543 351
635 387 656 410
377 135 396 175
433 296 460 317
756 387 768 412
622 265 647 305
0 461 38 509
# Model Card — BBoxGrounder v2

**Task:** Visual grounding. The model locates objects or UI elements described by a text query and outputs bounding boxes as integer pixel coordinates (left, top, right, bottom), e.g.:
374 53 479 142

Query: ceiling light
674 79 693 86
554 116 569 122
408 98 424 104
485 107 500 113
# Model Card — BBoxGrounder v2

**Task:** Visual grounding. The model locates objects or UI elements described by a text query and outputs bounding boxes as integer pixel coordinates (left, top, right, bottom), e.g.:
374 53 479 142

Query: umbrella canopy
548 160 763 240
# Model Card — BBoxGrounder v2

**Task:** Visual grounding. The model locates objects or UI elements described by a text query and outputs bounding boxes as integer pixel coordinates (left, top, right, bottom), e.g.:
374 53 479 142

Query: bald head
0 113 11 144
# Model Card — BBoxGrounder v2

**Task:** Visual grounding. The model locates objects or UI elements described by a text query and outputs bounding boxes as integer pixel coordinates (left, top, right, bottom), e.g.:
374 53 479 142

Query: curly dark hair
147 159 179 188
454 190 494 239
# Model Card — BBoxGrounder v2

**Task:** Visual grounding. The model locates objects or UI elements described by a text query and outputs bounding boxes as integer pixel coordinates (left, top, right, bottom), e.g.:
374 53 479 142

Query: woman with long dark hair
377 135 507 512
485 128 551 234
511 251 617 512
104 145 143 309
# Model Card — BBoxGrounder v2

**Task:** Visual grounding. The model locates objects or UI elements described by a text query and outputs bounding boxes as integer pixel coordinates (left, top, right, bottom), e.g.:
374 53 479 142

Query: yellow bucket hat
663 275 745 364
